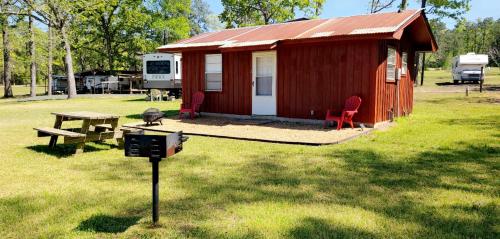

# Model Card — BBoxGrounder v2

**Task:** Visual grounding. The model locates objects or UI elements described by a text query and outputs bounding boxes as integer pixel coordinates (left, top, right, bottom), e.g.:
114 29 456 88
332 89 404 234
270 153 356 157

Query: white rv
142 53 182 93
84 75 110 92
452 53 489 83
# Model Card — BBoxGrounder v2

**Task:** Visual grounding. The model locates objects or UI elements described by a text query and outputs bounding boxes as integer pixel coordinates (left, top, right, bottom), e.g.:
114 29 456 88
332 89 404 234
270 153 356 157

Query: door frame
251 51 277 115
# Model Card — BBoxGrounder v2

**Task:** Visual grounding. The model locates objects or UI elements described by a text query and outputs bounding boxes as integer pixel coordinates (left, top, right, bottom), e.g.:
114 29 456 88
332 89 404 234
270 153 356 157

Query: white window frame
205 54 222 92
401 52 408 76
386 46 397 82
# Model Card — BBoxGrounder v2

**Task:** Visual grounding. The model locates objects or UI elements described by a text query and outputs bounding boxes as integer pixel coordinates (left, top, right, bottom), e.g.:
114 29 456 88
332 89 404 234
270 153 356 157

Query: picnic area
0 69 498 238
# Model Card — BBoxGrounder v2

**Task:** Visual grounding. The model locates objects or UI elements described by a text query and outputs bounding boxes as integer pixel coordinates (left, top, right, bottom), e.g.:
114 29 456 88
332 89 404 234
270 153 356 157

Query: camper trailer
51 75 85 94
452 53 489 83
84 75 119 93
142 53 182 95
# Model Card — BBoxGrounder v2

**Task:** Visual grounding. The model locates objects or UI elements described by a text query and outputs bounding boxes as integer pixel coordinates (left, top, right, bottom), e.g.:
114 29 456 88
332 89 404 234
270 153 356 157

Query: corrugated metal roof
159 10 424 51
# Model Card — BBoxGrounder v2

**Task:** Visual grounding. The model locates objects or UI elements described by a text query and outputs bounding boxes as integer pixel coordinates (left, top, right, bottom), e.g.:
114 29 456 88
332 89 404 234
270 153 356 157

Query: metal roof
159 9 432 51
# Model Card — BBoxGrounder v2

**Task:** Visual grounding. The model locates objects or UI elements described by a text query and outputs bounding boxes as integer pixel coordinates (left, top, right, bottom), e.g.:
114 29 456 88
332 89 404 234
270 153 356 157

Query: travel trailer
452 53 489 83
51 75 85 94
142 53 182 95
84 75 113 93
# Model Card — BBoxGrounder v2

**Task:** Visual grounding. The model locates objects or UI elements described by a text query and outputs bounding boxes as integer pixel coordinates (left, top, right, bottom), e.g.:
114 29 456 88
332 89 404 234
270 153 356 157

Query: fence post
479 66 484 93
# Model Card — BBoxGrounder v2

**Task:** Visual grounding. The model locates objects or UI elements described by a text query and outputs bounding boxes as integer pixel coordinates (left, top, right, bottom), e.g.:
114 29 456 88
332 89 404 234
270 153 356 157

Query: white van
143 53 182 92
452 53 489 83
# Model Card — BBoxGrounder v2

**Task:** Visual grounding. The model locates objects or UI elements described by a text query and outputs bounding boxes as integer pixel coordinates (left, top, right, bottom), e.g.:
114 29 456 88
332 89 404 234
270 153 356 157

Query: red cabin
159 10 437 127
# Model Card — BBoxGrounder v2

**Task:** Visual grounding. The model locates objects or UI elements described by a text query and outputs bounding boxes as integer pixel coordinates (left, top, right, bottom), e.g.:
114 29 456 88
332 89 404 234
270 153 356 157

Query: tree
369 0 397 13
47 21 52 95
149 0 191 42
1 0 13 97
399 0 408 10
220 0 326 28
418 0 470 85
189 0 211 36
422 0 470 20
90 0 122 72
28 12 36 97
488 19 500 67
23 0 96 98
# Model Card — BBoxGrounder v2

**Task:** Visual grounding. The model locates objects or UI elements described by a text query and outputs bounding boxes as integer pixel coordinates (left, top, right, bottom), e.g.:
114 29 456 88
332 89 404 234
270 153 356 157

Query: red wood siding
181 38 418 125
181 51 252 115
277 40 379 124
374 38 415 122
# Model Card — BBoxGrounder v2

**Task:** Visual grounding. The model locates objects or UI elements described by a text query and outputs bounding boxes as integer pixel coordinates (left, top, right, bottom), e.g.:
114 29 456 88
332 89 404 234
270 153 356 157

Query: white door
252 51 277 115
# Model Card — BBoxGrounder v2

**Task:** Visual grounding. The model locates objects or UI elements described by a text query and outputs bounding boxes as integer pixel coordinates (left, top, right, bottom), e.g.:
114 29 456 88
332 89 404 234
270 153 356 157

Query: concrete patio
123 116 374 145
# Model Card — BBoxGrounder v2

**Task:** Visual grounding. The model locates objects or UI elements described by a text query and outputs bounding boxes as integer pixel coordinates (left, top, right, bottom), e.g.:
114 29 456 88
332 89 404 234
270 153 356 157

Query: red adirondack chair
179 91 205 119
324 96 362 130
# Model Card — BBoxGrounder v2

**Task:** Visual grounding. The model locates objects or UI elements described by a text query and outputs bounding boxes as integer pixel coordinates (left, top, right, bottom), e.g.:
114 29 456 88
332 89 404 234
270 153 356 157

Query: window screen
402 52 408 75
146 60 171 74
386 47 396 81
205 54 222 91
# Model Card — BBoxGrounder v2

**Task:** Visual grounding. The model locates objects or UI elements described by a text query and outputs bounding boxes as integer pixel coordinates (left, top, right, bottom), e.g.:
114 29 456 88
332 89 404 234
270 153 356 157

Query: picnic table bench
34 111 123 154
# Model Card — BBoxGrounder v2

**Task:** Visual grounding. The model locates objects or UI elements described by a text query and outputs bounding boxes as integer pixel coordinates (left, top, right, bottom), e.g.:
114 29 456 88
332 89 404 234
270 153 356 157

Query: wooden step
34 127 86 138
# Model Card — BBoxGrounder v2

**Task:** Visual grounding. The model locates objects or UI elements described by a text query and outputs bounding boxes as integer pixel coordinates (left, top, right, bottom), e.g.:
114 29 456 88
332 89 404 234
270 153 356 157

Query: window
256 56 273 96
205 54 222 91
386 47 396 81
175 61 179 74
402 52 408 75
146 60 170 74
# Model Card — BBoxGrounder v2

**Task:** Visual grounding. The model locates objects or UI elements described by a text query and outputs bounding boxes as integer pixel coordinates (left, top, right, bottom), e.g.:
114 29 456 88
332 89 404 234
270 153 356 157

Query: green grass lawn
0 71 499 238
421 67 500 89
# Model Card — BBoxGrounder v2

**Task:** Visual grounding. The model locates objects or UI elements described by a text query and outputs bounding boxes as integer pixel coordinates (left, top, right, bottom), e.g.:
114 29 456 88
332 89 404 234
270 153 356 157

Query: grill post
150 157 160 224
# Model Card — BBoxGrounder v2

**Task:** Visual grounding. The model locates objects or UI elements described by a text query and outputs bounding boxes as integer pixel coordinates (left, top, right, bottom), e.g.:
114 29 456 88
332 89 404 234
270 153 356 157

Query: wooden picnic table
35 111 122 154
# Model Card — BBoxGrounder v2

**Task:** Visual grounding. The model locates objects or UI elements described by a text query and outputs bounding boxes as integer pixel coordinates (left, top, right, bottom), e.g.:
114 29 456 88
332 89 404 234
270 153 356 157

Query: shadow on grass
288 217 376 239
435 82 480 86
27 142 114 158
440 115 500 132
157 141 499 238
125 109 180 119
420 95 500 105
76 214 140 233
124 98 149 102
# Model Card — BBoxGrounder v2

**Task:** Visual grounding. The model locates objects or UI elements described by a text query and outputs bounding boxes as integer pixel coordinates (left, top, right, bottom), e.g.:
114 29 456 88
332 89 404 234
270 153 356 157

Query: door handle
252 81 255 87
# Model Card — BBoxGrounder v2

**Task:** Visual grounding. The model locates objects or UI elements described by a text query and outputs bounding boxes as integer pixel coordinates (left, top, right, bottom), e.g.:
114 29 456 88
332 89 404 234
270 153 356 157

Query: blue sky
206 0 500 28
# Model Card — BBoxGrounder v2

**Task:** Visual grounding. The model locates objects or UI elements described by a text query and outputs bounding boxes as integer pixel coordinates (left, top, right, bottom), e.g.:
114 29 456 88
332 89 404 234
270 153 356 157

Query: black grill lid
143 108 164 124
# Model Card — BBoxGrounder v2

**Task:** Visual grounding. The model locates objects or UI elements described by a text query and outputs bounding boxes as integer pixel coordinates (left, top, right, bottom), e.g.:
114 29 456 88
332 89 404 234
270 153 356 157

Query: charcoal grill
124 132 188 224
143 108 164 125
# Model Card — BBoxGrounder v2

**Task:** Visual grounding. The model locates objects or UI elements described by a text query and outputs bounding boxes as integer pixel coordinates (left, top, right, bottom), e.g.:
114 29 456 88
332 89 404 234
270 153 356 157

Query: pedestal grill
124 132 188 224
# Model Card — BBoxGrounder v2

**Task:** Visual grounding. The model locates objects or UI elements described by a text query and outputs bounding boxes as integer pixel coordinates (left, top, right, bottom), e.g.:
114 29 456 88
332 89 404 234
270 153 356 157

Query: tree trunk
47 22 53 96
61 25 77 98
29 14 36 97
2 12 13 98
419 0 427 86
420 53 426 86
105 37 113 72
400 0 408 10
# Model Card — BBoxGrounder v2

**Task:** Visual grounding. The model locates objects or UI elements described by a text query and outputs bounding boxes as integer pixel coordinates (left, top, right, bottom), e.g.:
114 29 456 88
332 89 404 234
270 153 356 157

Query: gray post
479 66 484 93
